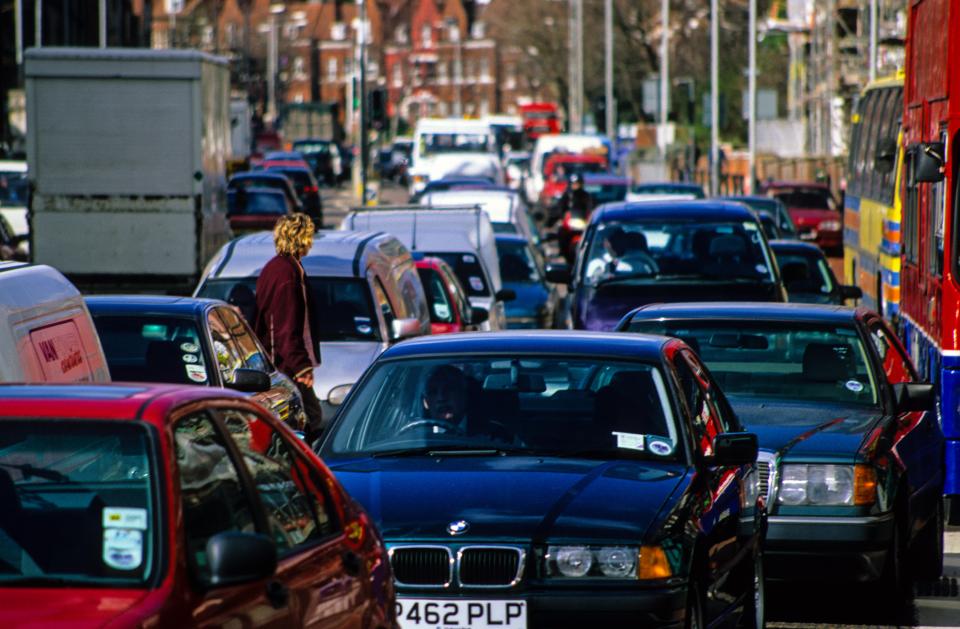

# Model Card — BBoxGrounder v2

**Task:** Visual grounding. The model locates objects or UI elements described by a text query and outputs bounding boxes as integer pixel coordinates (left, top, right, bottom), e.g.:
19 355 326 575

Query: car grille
458 547 523 587
756 451 777 504
757 461 770 498
390 547 452 587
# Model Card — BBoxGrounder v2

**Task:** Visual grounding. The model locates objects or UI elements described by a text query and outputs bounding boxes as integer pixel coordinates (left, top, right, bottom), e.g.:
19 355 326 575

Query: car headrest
483 373 546 393
802 342 854 382
709 234 747 257
0 468 21 521
781 261 811 284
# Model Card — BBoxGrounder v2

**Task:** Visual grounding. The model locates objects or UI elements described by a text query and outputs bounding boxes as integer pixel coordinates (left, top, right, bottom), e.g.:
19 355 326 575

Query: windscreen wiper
0 462 70 482
595 271 659 286
371 446 508 458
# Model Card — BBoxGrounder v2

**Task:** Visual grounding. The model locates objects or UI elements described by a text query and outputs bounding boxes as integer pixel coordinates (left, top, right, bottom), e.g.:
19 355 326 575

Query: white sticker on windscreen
469 276 484 292
646 437 675 456
103 507 148 530
613 432 645 451
186 364 208 383
845 379 864 393
103 528 143 571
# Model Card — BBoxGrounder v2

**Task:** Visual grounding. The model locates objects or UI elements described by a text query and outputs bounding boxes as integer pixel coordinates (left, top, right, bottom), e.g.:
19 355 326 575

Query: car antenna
411 211 418 251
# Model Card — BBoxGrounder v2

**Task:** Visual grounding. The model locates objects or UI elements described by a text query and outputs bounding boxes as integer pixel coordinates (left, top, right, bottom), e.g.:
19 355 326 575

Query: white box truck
25 47 232 293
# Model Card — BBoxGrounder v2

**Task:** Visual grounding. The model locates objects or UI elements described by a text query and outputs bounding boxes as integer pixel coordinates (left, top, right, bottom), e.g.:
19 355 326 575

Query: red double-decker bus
519 102 561 141
900 0 959 522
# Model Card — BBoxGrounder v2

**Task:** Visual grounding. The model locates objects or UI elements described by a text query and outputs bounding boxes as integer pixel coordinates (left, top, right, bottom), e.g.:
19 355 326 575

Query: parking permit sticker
103 528 143 570
182 354 198 364
613 432 645 451
743 222 758 231
845 379 864 393
755 264 768 274
463 254 476 263
180 342 199 353
646 437 674 456
469 276 484 292
434 303 451 320
103 507 148 530
185 364 207 383
354 316 373 336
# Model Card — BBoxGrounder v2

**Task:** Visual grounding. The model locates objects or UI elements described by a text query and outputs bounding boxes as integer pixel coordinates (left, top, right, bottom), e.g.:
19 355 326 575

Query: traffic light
370 87 388 130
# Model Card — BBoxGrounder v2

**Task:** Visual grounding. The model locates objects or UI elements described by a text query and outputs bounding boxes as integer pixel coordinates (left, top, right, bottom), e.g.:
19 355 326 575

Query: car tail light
304 185 319 193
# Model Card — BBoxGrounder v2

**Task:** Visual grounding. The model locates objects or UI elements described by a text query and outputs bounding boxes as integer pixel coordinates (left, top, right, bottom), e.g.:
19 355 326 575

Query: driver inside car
417 365 522 445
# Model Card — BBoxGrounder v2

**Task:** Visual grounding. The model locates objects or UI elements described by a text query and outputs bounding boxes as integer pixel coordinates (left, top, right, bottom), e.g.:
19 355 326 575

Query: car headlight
778 463 876 506
566 217 587 230
546 545 667 579
413 174 428 184
818 219 842 232
327 383 353 406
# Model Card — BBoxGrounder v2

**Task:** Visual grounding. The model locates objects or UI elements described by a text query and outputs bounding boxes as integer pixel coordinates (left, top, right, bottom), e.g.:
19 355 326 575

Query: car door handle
342 550 363 577
266 580 289 609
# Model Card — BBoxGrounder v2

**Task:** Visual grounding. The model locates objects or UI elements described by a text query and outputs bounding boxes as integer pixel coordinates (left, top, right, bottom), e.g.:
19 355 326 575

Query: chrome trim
456 545 526 589
756 450 779 506
387 545 455 589
768 513 895 526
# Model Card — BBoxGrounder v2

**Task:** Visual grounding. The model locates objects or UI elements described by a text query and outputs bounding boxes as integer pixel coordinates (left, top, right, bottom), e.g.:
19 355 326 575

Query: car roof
769 240 825 255
632 182 703 191
380 331 669 361
0 383 248 423
230 172 290 182
545 153 606 163
264 163 310 172
582 173 628 184
625 302 863 325
591 200 757 224
85 295 222 316
422 190 519 221
494 233 529 245
763 181 830 190
208 229 399 279
228 187 286 197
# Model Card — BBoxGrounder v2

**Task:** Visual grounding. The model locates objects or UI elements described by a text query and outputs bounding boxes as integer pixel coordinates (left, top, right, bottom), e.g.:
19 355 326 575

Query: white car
409 118 498 195
0 160 28 253
419 189 540 247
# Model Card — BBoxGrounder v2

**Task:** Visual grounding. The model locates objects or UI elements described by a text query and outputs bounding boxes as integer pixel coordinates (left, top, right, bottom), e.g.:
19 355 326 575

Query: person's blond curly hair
273 213 315 257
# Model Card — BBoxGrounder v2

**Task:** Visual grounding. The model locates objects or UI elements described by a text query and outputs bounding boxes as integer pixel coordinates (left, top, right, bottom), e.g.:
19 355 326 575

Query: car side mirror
206 531 277 588
707 432 759 467
839 285 862 300
495 288 516 303
544 263 572 285
875 137 897 174
893 382 935 413
470 307 489 325
390 316 422 341
913 142 944 183
533 210 546 222
226 368 271 393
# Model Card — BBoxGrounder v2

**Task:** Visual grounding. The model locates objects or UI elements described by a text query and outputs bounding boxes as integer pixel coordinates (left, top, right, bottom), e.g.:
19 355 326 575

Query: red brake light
304 185 319 193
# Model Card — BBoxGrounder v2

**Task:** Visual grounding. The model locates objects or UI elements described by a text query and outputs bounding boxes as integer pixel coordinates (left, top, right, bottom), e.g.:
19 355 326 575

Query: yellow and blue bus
843 73 904 318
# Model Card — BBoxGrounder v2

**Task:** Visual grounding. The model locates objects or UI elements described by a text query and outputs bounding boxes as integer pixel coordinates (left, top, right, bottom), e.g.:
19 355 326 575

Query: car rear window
92 315 209 385
227 190 288 216
0 171 28 204
0 420 157 586
269 168 311 190
774 190 835 211
198 278 381 342
776 252 835 301
430 252 490 297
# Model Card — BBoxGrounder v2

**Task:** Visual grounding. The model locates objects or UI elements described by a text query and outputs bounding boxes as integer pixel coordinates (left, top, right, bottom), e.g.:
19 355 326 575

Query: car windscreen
776 251 836 302
0 420 157 586
731 199 797 236
325 356 681 460
583 219 776 287
631 184 705 198
773 190 835 210
417 268 456 324
0 171 28 205
420 133 492 156
227 190 288 216
198 277 381 342
545 160 607 178
268 168 313 192
626 320 878 408
93 315 210 385
584 182 628 204
497 240 539 283
293 142 334 155
430 252 490 297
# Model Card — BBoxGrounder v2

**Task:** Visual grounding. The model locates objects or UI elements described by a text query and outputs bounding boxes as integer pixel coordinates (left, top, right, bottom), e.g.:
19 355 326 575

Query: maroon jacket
254 254 318 379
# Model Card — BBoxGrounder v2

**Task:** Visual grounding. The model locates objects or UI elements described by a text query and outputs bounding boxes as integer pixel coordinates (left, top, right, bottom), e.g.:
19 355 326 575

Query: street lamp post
869 0 878 82
710 0 719 196
100 0 107 47
659 0 668 159
747 0 757 193
267 3 285 124
358 0 369 204
604 0 614 140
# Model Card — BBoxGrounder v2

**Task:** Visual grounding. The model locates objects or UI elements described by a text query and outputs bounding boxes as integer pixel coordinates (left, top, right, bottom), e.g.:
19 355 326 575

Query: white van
526 134 606 204
409 118 498 195
341 207 512 330
0 262 110 383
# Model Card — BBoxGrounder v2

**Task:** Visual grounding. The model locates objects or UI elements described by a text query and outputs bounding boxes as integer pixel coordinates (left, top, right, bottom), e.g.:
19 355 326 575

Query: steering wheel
396 418 466 436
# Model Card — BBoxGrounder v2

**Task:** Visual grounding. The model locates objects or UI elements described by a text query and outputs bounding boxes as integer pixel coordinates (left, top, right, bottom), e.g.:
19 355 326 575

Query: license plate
396 598 526 629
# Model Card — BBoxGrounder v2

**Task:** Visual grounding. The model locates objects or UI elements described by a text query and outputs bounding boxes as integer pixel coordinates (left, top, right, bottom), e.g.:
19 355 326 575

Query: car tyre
948 495 960 526
912 497 944 579
740 548 765 628
878 513 912 617
685 578 705 629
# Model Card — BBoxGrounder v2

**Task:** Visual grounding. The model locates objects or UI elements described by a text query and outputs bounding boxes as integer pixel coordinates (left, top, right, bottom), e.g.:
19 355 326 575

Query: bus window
863 91 885 201
847 100 865 197
875 88 900 205
856 91 879 197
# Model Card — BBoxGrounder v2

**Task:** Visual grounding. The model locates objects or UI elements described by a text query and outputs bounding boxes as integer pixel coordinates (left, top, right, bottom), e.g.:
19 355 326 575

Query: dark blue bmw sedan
319 332 765 628
619 303 943 614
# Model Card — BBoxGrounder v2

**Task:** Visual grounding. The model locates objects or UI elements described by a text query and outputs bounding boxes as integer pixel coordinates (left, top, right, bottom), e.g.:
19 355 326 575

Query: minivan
0 262 110 383
194 230 431 422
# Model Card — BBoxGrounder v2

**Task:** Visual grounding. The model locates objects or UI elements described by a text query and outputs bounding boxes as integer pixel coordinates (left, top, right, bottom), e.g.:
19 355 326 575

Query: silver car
195 230 432 423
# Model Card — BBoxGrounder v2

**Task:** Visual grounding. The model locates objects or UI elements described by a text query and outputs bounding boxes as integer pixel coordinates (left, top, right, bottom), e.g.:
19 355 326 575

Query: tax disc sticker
185 364 207 383
434 303 451 320
462 254 476 263
755 264 768 274
182 353 198 364
103 507 148 530
469 276 484 292
613 432 645 451
646 437 674 457
845 379 864 393
180 342 199 353
103 528 143 571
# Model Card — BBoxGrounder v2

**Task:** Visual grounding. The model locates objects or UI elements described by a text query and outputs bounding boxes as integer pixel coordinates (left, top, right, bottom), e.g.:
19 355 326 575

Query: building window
392 63 402 87
226 23 238 48
293 56 306 79
202 25 214 47
479 100 489 117
327 58 338 82
438 101 448 116
331 22 347 41
437 61 448 83
471 21 486 39
421 24 432 48
395 25 408 43
479 58 490 81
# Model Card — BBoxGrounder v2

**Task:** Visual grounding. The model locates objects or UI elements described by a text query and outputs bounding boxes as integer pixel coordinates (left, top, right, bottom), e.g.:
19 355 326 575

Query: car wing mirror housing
206 531 277 588
839 285 863 300
227 368 272 393
544 263 572 285
707 432 759 467
913 142 945 184
495 288 517 303
893 382 935 413
390 316 422 341
470 306 489 325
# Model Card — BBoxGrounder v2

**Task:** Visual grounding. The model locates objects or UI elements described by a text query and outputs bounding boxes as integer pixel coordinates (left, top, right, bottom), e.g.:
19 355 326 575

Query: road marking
947 531 960 556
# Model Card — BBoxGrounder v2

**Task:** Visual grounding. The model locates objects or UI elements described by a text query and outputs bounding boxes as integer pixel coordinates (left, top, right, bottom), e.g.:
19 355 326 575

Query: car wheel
912 497 944 580
948 495 960 526
878 513 912 615
740 549 765 628
685 578 705 629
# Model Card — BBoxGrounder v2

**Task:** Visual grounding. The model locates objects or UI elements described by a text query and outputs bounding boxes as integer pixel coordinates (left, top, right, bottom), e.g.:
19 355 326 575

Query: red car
761 181 842 254
538 153 609 209
415 256 481 334
0 384 397 628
